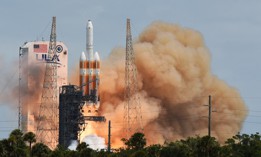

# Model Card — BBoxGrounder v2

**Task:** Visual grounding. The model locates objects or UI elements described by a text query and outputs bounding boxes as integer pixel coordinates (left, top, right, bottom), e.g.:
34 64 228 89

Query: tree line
0 129 261 157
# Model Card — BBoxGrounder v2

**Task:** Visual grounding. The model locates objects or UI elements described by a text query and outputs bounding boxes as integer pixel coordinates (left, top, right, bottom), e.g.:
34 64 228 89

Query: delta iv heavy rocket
80 20 100 111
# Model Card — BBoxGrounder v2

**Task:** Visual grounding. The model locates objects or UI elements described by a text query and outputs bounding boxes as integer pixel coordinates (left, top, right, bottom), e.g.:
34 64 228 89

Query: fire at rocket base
79 20 100 111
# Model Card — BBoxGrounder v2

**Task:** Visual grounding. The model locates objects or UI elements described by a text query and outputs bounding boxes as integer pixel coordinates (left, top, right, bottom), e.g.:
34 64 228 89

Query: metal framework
84 116 106 122
123 18 143 138
36 17 59 149
18 46 29 132
18 47 22 130
58 85 105 148
59 85 85 148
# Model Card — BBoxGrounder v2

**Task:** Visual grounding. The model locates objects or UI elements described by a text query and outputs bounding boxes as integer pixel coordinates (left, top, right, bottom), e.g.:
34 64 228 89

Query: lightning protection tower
36 16 59 149
123 18 143 139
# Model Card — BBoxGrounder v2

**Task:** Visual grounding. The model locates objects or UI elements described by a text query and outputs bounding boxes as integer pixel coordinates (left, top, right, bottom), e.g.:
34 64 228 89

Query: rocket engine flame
87 21 247 147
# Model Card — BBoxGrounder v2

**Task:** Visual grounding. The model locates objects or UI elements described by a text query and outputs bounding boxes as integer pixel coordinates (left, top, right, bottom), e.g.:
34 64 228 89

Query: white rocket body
86 20 94 100
79 20 100 111
87 20 94 61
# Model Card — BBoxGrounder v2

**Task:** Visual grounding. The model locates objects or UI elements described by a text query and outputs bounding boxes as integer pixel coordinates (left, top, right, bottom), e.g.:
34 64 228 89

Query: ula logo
36 54 60 63
35 45 63 63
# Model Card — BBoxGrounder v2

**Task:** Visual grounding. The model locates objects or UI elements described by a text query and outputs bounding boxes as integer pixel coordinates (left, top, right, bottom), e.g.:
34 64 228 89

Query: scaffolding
59 85 85 148
36 17 58 149
59 85 105 148
123 18 143 139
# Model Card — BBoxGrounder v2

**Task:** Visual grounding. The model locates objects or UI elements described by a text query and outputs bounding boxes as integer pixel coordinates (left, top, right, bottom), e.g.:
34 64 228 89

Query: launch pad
59 85 105 148
59 20 105 148
84 116 106 122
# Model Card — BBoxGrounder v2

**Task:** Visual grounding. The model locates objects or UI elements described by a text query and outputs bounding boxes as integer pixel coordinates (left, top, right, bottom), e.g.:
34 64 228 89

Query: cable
37 20 51 41
0 121 18 123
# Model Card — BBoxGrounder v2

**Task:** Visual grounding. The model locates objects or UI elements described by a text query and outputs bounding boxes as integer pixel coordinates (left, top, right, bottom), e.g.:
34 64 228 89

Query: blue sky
0 0 261 138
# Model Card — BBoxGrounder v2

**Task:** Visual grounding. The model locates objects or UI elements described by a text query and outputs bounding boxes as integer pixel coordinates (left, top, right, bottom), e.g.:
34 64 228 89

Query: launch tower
123 19 143 138
36 17 59 149
59 85 85 148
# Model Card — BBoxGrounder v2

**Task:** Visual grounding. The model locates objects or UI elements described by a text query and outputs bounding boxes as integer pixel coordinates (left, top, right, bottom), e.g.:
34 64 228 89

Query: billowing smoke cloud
88 21 247 147
18 63 44 115
0 57 44 113
0 54 45 132
11 59 45 131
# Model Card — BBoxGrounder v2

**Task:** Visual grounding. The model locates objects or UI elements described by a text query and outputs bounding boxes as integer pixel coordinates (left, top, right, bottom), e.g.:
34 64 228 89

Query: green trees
221 133 261 157
0 129 261 156
76 142 93 157
122 132 146 150
0 140 6 156
32 143 51 157
23 131 36 156
160 141 189 157
119 132 147 156
0 129 46 157
195 136 220 157
5 129 27 157
158 136 220 157
120 132 261 157
146 144 161 157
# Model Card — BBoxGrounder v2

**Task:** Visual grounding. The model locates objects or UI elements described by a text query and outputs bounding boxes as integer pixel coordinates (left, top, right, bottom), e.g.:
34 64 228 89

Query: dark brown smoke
90 21 247 147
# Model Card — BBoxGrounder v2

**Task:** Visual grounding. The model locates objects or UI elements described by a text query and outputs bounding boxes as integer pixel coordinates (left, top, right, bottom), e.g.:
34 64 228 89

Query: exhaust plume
89 21 247 147
82 134 106 150
68 140 78 150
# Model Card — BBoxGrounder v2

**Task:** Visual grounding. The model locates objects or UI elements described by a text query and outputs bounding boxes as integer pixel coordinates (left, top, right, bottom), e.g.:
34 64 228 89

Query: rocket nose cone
80 51 87 61
94 52 100 61
87 20 93 29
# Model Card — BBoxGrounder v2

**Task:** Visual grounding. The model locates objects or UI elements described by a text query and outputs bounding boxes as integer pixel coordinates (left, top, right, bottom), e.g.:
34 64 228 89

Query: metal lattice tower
18 47 22 130
36 16 58 149
123 18 143 139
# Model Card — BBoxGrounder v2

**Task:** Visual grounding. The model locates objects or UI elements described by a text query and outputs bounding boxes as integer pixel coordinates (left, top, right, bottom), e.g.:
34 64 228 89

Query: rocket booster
93 51 100 104
80 52 88 95
79 20 100 109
